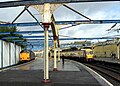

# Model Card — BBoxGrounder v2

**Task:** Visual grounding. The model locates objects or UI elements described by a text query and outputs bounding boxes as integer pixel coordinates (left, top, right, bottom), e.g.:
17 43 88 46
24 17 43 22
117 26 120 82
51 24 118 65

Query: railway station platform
94 57 120 64
0 57 112 86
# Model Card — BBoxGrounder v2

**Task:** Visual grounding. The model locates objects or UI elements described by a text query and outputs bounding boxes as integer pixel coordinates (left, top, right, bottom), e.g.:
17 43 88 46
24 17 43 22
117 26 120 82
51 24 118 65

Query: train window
86 51 93 54
89 51 93 54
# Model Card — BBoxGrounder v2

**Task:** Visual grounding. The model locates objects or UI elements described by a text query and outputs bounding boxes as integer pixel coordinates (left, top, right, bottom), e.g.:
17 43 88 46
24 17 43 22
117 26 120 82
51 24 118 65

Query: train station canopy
0 0 120 50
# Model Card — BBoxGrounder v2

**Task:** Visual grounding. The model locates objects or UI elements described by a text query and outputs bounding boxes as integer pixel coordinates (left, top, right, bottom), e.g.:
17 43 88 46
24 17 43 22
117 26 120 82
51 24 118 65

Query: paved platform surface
95 57 120 64
0 57 111 86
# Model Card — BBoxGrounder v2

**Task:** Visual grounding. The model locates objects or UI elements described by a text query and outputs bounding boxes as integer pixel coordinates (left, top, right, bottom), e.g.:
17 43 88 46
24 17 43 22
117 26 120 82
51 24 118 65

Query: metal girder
0 30 51 34
0 0 119 8
18 41 43 43
1 20 120 27
51 15 58 40
0 21 10 23
15 37 114 40
12 6 29 23
59 37 114 40
17 40 53 43
14 39 50 41
23 44 42 46
63 4 91 21
25 44 41 46
14 31 46 34
22 36 48 38
18 41 53 45
106 23 117 31
25 7 43 28
0 22 40 27
56 20 120 25
1 35 45 39
2 37 20 39
2 37 115 42
0 32 11 35
13 40 25 42
11 5 43 28
22 42 43 44
13 39 44 42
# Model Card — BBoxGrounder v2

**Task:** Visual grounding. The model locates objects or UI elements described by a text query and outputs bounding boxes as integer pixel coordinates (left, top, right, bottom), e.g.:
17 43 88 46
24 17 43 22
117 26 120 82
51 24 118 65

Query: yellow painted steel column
53 39 58 71
42 3 51 83
117 45 120 60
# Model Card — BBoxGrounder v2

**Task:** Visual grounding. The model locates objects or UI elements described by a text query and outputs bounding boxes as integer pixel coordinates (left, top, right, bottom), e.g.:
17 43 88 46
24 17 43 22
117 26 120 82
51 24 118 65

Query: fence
0 40 21 68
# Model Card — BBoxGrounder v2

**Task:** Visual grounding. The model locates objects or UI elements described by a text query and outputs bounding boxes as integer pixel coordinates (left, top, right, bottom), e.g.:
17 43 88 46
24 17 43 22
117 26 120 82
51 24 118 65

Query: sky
0 1 120 50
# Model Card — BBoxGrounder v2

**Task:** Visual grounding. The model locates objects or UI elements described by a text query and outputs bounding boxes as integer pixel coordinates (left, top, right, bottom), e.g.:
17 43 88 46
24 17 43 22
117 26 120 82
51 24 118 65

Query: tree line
0 26 26 47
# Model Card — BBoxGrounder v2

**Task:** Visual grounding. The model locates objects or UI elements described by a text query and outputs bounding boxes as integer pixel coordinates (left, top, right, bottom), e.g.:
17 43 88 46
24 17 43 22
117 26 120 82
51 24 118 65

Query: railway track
84 63 120 84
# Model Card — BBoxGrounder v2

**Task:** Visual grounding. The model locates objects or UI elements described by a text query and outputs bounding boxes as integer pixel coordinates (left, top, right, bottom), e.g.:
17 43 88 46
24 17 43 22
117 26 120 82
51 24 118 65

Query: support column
1 41 3 68
50 50 52 59
53 39 58 71
14 42 16 64
58 40 61 62
9 43 11 66
43 25 50 82
42 3 51 83
117 44 120 60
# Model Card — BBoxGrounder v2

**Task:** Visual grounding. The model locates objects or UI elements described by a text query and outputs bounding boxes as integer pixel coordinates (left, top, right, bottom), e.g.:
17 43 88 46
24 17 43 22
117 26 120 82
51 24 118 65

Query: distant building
61 41 92 49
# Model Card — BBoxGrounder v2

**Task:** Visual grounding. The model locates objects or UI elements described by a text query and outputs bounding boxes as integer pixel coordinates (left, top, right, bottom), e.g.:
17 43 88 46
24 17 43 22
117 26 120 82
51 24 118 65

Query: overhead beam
106 23 117 31
25 44 41 46
59 37 114 40
11 5 43 28
14 31 48 34
12 6 29 23
1 37 115 41
1 35 46 39
56 20 120 25
18 41 53 43
2 37 20 39
22 42 44 45
0 32 11 35
23 44 42 46
0 30 52 35
26 7 43 28
22 37 116 40
18 41 43 43
63 4 91 21
0 0 119 8
51 14 58 40
14 39 51 41
1 20 120 27
0 21 10 24
0 22 40 27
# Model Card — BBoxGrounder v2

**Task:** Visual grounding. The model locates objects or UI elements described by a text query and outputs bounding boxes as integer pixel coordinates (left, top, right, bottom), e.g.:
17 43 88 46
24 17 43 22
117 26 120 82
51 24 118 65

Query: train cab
20 49 35 62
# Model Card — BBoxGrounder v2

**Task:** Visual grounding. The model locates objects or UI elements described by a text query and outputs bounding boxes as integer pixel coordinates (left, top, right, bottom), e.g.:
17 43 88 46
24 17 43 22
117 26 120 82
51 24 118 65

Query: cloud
54 2 120 44
0 6 42 22
0 1 120 46
0 7 23 22
54 2 120 20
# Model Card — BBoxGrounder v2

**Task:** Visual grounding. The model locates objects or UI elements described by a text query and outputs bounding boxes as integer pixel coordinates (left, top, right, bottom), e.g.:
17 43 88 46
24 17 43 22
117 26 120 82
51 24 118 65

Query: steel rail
85 63 120 82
